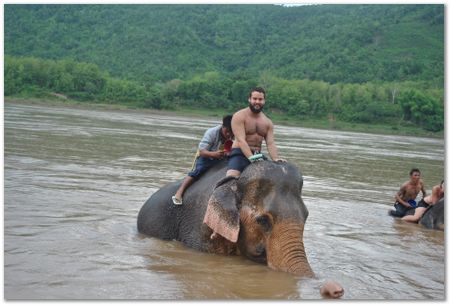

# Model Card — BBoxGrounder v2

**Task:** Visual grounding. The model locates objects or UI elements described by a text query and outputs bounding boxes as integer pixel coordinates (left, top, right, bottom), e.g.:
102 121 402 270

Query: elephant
419 197 444 230
137 159 344 298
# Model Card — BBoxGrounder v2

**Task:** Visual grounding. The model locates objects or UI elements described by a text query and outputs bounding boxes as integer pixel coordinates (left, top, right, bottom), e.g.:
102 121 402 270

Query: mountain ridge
4 4 444 85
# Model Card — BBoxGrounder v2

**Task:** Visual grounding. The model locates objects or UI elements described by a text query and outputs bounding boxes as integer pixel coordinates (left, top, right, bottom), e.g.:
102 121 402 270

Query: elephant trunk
266 221 314 277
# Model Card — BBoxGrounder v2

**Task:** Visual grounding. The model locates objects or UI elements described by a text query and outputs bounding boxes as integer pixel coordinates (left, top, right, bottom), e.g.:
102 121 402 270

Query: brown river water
4 102 445 299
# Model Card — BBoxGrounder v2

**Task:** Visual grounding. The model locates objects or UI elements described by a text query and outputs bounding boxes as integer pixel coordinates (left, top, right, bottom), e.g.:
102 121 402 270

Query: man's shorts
390 202 414 217
188 157 220 179
227 148 251 173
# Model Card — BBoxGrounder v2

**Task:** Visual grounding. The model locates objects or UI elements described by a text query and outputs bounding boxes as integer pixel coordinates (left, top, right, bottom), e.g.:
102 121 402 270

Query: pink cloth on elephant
203 200 239 242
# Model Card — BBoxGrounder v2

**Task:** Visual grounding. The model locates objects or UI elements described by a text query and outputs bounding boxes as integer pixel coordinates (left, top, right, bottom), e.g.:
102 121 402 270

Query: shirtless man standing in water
226 87 285 178
389 168 427 217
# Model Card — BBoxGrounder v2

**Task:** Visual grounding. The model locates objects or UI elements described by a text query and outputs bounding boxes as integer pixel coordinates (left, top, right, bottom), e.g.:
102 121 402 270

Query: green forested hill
4 4 444 133
4 4 444 85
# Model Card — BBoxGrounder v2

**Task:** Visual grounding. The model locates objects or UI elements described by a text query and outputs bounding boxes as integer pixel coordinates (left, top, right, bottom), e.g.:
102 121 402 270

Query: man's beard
249 103 263 114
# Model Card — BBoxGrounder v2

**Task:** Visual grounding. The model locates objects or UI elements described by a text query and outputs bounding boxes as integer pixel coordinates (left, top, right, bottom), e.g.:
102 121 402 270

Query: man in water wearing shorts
172 115 233 205
389 168 427 217
402 180 444 223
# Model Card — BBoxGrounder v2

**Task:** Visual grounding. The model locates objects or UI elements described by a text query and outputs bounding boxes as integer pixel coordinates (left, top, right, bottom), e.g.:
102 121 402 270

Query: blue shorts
188 157 220 179
227 148 251 173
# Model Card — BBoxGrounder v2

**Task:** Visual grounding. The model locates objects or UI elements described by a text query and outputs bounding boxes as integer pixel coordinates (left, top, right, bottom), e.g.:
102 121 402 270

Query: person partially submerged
402 180 444 223
172 115 233 205
389 168 426 217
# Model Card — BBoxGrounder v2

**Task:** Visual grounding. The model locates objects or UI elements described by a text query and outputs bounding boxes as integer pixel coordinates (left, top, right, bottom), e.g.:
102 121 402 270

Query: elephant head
203 161 313 277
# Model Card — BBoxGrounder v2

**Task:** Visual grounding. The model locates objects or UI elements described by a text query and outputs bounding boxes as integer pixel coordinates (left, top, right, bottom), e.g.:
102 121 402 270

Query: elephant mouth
250 248 267 264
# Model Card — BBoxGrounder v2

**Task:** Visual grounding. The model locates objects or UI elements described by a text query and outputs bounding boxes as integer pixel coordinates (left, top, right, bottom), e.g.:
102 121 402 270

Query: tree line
5 56 444 132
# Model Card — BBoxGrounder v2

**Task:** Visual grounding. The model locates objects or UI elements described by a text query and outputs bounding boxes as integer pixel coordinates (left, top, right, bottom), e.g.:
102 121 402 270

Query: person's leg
174 156 221 205
402 207 426 223
226 148 250 178
173 176 195 204
226 169 241 177
389 202 410 217
172 157 207 205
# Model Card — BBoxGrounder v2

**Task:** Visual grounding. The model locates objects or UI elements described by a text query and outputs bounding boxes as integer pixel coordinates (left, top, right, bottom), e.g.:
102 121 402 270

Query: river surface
4 102 445 299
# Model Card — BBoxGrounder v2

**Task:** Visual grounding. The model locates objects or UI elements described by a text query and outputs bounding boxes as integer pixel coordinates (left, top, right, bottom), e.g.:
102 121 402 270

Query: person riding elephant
137 159 344 298
205 86 286 240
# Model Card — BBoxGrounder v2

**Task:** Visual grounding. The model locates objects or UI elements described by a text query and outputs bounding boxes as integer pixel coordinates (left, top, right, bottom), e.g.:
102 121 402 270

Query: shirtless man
402 180 444 223
389 168 426 217
206 87 285 240
226 86 285 178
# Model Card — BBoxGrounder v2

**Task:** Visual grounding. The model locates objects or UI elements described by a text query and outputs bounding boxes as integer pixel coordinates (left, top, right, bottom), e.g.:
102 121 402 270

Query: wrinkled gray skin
419 197 444 230
137 160 313 276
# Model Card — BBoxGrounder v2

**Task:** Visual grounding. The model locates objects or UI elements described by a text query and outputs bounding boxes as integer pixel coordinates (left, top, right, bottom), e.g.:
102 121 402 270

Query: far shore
5 97 443 139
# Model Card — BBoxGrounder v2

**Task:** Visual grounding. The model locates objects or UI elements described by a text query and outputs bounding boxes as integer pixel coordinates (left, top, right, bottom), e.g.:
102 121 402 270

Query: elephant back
137 159 228 245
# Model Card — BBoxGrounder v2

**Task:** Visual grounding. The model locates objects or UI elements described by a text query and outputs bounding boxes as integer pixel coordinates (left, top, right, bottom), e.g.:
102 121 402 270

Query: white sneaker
172 196 183 205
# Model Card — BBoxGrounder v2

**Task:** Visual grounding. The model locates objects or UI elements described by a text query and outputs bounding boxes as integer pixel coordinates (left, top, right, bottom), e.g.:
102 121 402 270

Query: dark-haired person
172 115 233 205
226 87 285 178
205 87 285 240
389 168 426 217
402 180 444 223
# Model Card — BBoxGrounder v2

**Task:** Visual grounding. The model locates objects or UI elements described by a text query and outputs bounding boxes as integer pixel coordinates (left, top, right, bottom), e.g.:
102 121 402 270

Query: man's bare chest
245 119 268 136
405 184 422 194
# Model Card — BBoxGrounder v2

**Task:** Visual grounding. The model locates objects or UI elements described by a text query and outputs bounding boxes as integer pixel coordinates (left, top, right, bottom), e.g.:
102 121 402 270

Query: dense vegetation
5 56 444 132
4 4 444 133
5 4 443 84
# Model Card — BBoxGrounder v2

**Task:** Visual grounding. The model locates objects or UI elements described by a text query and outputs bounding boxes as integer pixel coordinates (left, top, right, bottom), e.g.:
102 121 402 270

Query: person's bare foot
320 281 344 298
171 195 183 205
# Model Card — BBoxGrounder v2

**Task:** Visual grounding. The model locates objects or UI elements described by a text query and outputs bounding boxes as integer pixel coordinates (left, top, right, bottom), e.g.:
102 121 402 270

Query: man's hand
248 153 264 163
214 150 225 159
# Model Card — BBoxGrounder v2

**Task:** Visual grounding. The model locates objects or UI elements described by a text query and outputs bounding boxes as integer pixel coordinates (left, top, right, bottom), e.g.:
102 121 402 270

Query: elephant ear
203 176 240 243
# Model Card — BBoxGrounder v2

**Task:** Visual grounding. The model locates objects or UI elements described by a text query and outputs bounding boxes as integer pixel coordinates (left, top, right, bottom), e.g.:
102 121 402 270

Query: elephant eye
256 214 272 233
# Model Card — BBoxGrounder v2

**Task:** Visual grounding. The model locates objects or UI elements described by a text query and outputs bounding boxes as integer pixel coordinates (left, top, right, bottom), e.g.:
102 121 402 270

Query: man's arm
265 120 286 162
264 121 280 161
199 149 223 159
232 113 253 158
198 127 224 159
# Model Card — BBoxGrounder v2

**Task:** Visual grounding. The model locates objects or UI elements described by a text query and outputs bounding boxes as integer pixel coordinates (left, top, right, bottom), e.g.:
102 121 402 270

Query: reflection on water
4 102 444 299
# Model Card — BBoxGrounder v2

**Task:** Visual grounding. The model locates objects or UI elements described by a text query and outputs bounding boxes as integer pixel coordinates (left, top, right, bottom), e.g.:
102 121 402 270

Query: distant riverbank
5 97 443 138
